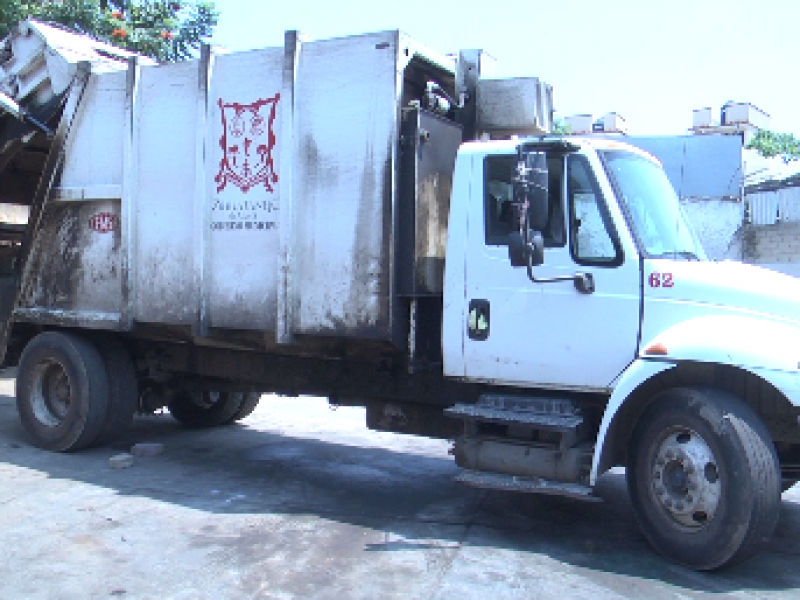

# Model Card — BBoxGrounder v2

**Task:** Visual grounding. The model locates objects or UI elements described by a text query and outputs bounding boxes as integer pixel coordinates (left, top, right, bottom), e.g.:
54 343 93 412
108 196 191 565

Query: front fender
590 359 675 485
642 315 800 406
592 315 800 486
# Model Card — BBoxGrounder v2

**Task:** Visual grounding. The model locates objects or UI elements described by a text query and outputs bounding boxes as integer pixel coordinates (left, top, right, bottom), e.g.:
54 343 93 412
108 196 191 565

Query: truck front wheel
627 386 780 570
16 331 109 451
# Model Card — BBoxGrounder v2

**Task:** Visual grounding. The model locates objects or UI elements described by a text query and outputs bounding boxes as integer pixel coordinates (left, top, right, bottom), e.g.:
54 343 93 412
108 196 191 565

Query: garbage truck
1 19 799 570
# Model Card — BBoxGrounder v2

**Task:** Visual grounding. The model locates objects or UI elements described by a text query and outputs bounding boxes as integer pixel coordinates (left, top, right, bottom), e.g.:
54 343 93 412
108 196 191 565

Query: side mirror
508 231 527 267
525 151 549 232
508 231 544 267
573 272 595 294
508 149 548 269
529 232 544 266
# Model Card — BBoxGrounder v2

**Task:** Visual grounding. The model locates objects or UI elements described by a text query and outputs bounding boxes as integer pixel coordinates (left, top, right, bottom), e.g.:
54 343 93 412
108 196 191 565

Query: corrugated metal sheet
625 135 743 199
746 186 800 225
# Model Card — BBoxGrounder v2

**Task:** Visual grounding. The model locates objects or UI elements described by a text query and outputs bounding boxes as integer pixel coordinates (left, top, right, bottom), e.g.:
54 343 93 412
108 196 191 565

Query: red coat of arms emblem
214 94 280 193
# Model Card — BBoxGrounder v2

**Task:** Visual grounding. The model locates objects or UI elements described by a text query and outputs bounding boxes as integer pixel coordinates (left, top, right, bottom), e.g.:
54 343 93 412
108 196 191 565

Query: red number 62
649 272 674 288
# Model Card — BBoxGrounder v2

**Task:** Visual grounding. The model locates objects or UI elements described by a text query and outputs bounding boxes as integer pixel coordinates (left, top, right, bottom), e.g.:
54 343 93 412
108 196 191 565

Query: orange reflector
644 342 669 356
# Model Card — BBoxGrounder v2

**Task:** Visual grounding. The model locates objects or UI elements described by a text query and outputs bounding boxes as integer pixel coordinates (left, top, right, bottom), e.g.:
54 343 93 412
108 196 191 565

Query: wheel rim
30 360 72 427
650 426 721 529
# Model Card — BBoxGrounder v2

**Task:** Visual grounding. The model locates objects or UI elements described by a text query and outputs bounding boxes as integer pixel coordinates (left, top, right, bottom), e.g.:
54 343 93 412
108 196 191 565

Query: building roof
625 135 743 199
743 149 800 192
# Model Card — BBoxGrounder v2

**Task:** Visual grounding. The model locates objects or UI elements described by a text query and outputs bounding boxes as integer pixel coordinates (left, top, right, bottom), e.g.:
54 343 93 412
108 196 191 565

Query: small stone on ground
109 453 135 469
131 442 164 457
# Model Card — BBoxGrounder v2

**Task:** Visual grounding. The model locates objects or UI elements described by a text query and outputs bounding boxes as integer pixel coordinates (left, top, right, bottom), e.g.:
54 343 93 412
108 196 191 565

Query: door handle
468 299 490 341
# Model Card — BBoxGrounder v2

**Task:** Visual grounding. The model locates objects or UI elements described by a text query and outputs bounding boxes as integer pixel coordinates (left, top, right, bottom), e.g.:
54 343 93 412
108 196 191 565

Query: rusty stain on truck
21 201 123 315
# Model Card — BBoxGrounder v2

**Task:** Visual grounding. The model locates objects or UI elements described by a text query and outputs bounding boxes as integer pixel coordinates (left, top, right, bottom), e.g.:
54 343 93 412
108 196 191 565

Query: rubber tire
627 386 780 570
93 337 139 446
16 331 109 452
224 392 261 424
168 390 244 428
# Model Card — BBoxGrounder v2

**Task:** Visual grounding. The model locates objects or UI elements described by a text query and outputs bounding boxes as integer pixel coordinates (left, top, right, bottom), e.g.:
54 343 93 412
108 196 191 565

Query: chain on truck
1 19 799 570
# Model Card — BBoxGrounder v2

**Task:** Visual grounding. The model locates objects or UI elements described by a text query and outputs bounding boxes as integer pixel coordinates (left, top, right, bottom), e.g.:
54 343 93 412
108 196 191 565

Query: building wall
746 186 800 225
717 183 800 278
623 134 744 261
627 135 742 199
725 221 800 277
681 198 742 260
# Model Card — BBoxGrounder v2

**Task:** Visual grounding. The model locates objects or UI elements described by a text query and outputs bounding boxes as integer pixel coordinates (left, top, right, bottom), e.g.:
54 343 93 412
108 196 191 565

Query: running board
455 469 602 503
445 403 583 430
445 394 583 432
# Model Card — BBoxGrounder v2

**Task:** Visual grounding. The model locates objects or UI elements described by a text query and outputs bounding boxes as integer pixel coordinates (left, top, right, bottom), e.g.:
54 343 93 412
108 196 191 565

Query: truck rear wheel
627 386 780 570
93 337 138 446
16 331 109 452
168 390 244 428
225 392 261 423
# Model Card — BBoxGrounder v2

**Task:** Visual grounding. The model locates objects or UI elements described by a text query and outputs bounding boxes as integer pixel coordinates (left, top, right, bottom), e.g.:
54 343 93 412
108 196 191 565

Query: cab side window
568 154 622 266
484 154 566 248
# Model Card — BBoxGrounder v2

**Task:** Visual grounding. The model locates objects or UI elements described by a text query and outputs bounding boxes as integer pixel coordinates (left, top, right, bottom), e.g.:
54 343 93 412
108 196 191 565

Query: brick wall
725 221 800 268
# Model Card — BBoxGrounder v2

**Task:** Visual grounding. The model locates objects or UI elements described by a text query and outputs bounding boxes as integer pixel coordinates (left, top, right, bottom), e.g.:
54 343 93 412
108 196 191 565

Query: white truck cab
444 136 800 569
446 136 800 399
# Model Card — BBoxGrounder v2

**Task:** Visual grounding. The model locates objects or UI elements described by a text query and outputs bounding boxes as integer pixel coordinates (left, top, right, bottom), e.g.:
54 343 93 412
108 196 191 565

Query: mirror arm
525 259 596 294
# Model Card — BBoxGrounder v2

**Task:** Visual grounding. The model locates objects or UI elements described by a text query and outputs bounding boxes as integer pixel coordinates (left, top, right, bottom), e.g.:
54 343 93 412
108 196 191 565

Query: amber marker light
643 342 669 356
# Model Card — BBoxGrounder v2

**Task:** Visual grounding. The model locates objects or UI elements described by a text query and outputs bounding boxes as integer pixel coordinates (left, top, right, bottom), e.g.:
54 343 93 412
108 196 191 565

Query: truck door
462 150 641 391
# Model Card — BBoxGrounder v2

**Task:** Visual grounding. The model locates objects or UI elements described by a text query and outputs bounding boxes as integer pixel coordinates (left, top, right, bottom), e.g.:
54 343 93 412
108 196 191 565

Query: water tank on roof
721 100 735 126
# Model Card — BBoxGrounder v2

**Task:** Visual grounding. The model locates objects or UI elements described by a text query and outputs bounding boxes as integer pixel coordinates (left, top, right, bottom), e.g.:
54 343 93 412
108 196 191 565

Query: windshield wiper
650 251 700 261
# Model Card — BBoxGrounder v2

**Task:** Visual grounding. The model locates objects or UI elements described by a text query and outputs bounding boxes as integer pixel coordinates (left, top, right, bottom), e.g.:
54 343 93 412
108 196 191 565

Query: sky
210 0 800 137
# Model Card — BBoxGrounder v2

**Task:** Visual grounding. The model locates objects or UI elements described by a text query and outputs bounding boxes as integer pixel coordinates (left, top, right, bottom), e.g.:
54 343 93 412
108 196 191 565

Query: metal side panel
276 31 302 344
192 46 213 338
15 69 127 330
10 63 106 339
293 32 400 339
57 71 126 193
204 47 284 332
477 78 553 137
122 57 141 330
133 61 199 325
17 199 124 321
397 108 461 296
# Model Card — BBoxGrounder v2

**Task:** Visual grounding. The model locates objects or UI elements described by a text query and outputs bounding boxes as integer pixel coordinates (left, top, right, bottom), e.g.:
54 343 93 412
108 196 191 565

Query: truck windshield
600 150 706 261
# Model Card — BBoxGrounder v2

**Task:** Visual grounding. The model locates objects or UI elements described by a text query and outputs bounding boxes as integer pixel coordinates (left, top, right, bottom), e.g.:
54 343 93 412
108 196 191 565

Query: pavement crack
427 488 489 600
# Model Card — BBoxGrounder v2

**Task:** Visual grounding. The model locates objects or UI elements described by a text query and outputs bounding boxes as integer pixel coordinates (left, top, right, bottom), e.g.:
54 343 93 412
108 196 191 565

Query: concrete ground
0 369 798 600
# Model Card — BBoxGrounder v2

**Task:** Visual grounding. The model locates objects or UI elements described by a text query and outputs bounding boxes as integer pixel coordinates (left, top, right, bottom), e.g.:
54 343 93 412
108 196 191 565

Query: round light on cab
644 342 669 356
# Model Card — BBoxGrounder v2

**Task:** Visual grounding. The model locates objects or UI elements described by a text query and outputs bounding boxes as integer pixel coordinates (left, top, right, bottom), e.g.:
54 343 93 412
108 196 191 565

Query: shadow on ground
0 389 798 596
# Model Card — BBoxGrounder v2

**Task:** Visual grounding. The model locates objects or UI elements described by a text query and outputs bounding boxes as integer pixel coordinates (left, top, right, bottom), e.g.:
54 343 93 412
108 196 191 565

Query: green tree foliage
551 117 571 135
0 0 218 62
746 129 800 161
